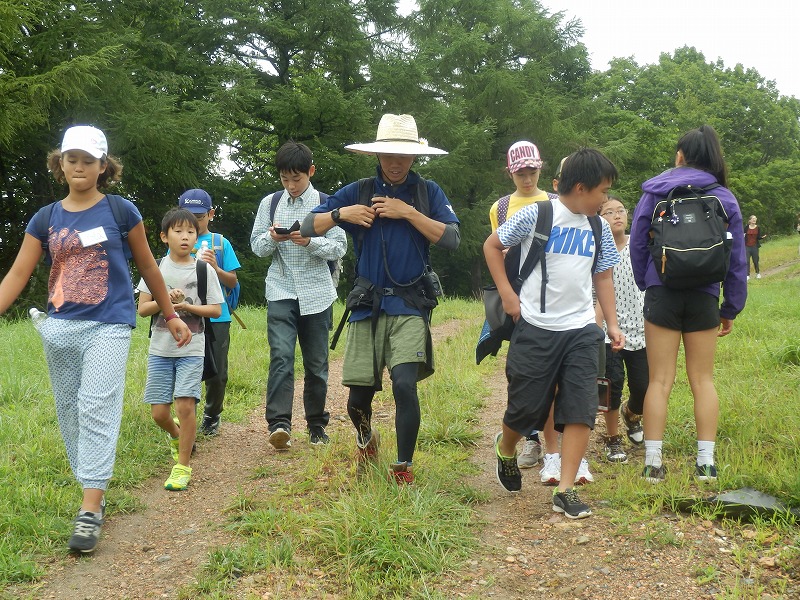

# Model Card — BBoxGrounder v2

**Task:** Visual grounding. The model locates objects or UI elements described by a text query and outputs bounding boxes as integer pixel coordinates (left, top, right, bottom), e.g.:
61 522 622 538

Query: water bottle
199 240 209 260
29 307 47 328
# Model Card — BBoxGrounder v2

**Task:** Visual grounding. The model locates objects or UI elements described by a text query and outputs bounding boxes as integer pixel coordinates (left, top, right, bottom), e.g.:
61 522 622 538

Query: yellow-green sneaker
164 464 192 491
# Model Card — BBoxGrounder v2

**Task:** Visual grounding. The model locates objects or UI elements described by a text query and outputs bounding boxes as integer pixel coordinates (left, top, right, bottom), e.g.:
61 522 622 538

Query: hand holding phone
273 220 300 235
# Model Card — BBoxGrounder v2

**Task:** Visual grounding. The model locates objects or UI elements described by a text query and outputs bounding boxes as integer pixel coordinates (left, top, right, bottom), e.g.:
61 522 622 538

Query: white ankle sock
697 440 715 466
644 440 663 467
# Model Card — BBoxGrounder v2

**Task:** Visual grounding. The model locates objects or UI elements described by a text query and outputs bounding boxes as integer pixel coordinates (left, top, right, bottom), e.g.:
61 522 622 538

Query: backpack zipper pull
661 247 667 274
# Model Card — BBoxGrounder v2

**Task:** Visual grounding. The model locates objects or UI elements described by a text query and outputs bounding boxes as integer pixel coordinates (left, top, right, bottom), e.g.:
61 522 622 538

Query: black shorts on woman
642 286 720 332
505 320 604 435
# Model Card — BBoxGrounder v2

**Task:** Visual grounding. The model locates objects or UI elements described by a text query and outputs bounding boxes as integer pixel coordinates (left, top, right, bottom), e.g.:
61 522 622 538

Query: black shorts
505 321 603 435
643 286 720 332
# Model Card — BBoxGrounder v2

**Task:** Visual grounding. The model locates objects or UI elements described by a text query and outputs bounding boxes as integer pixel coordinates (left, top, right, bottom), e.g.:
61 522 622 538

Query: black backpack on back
648 184 731 289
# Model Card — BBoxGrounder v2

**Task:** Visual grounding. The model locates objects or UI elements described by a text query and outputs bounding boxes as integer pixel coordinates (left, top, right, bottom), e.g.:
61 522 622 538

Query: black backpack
496 192 559 287
269 190 341 284
34 194 132 264
648 183 731 289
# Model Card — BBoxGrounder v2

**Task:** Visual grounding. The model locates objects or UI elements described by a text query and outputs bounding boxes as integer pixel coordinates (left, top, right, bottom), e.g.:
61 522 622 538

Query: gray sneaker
68 511 103 553
518 438 543 468
552 488 592 519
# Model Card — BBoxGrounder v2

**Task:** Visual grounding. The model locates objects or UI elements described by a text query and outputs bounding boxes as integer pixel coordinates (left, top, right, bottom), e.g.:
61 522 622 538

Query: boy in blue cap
178 189 241 436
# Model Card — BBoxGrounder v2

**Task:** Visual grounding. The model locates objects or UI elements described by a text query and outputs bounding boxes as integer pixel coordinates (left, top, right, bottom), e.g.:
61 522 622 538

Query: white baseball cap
61 126 108 159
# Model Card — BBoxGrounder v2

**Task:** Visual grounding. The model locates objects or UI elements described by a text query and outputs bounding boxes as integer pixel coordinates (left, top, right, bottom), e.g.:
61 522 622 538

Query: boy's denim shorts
143 355 203 404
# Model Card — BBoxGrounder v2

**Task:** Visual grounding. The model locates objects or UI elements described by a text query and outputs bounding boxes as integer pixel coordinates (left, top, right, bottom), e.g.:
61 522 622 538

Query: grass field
0 236 798 596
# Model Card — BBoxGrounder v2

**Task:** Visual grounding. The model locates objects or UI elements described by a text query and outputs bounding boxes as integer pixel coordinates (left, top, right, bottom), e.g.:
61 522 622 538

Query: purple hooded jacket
629 166 747 320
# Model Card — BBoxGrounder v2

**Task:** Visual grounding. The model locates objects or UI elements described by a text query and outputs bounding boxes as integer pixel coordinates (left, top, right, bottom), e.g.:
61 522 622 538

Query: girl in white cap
0 125 192 553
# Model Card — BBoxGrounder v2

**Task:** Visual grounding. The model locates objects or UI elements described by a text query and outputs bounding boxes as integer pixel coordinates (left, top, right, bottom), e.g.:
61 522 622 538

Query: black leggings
347 362 421 463
604 344 649 414
746 245 760 274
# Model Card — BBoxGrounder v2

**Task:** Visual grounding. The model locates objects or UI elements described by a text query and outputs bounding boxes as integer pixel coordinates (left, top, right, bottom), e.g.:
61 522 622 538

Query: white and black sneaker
604 435 628 463
552 488 592 519
622 402 644 445
68 510 104 553
269 427 291 450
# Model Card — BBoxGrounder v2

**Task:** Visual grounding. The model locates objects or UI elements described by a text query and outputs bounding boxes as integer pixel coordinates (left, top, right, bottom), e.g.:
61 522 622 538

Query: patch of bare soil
16 317 799 600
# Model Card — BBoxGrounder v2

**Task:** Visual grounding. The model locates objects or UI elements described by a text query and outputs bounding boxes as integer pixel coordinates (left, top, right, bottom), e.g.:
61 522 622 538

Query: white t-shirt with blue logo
497 197 619 331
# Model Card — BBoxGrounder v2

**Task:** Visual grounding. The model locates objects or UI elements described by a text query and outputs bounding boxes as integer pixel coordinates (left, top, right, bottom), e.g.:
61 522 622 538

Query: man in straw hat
301 114 460 484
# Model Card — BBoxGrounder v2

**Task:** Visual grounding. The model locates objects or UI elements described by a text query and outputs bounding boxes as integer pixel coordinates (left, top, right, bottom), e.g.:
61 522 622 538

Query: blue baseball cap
178 189 213 213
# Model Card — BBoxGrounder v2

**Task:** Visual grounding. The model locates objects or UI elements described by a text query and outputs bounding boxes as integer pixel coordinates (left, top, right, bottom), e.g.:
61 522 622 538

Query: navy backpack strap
268 191 284 224
414 177 429 217
105 194 133 260
37 202 57 264
496 195 511 226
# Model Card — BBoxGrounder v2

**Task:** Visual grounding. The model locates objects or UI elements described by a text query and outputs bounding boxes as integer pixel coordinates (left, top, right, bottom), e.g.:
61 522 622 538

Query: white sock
697 440 715 466
644 440 663 467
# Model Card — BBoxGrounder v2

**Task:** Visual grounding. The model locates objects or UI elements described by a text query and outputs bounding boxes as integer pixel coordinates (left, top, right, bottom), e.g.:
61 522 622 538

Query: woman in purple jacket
629 125 747 484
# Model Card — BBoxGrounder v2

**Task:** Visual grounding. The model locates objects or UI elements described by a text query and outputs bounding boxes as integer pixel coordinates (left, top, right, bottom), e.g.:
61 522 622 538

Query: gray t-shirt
137 256 224 357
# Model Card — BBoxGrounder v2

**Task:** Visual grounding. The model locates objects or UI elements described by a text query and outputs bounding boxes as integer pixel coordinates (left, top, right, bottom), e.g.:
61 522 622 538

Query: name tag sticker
78 227 109 247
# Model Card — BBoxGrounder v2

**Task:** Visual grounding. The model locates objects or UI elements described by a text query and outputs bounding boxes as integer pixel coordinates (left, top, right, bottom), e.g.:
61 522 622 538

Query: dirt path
436 368 736 599
761 256 800 278
18 317 798 599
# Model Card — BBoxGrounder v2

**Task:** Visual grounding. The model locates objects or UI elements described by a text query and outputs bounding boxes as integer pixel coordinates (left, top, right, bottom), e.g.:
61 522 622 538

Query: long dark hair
676 124 727 187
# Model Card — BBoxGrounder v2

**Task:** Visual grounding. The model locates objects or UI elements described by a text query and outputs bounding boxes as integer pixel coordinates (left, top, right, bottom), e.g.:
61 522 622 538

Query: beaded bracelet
164 313 180 322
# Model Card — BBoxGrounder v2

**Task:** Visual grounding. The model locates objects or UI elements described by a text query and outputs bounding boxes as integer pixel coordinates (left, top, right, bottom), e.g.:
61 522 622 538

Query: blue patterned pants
38 318 131 490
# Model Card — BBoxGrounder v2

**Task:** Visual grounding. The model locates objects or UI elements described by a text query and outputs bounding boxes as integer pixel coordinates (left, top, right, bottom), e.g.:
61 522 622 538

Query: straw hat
345 114 447 155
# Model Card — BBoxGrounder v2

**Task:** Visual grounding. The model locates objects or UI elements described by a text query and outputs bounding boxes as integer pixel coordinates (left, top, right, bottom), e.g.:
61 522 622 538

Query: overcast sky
540 0 800 99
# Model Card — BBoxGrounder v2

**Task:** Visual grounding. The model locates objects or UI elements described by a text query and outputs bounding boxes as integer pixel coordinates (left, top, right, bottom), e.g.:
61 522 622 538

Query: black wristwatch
331 208 342 223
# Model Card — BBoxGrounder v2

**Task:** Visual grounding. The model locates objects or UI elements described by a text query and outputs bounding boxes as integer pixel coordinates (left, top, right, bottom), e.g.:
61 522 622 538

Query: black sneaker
309 426 330 445
642 464 667 483
494 432 521 493
552 488 592 519
622 402 644 445
200 414 220 436
68 511 104 553
695 464 717 482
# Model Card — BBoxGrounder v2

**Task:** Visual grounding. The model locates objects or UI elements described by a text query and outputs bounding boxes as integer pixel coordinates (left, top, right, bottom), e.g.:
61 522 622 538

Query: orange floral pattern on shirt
48 228 110 311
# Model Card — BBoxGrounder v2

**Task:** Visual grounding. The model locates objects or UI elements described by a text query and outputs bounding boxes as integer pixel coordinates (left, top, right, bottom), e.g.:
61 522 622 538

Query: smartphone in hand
274 220 300 234
597 377 611 412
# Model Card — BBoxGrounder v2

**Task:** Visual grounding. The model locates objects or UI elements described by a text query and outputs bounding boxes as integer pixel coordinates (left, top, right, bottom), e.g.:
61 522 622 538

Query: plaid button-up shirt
251 184 347 315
